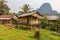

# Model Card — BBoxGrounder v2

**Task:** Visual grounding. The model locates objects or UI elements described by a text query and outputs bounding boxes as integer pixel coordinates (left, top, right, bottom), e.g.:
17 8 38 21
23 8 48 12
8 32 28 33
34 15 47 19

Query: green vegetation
18 4 32 15
0 0 10 15
41 29 60 40
0 25 60 40
40 19 60 32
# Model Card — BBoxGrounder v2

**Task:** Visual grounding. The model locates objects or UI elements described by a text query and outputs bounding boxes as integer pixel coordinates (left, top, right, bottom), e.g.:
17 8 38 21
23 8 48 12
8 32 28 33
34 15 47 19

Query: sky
5 0 60 13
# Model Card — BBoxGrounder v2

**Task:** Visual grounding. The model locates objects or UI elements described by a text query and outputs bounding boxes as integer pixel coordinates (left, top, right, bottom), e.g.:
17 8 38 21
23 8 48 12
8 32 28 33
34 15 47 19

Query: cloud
6 0 60 13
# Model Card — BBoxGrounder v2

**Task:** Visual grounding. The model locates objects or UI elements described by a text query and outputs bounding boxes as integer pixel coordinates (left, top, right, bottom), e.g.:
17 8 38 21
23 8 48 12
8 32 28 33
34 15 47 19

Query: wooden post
34 28 40 40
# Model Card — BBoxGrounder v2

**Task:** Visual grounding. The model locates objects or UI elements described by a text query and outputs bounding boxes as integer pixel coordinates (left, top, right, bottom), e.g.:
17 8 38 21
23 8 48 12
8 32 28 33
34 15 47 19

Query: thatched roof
13 16 18 21
18 12 43 17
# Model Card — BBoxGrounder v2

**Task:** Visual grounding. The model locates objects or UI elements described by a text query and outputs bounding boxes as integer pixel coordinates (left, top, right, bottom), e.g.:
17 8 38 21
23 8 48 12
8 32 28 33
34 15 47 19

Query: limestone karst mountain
37 3 57 15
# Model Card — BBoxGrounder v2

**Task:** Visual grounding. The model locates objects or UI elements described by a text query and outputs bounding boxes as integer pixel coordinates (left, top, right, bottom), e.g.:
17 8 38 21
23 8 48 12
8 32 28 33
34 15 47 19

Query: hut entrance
27 17 29 25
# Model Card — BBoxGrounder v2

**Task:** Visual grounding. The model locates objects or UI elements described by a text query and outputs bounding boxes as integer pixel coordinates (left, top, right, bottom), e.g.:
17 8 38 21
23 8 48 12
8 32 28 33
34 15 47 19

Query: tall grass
0 25 60 40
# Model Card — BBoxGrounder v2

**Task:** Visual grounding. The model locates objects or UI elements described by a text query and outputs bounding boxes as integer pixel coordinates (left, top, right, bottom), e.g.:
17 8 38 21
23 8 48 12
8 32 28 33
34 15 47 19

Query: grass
0 25 60 40
41 29 60 40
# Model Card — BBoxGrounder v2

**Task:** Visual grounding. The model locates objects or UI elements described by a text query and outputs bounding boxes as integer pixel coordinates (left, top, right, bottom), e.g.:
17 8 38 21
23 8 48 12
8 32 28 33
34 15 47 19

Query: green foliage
18 11 24 15
48 21 60 32
0 0 10 15
40 19 47 28
39 16 60 32
18 4 32 15
21 4 31 13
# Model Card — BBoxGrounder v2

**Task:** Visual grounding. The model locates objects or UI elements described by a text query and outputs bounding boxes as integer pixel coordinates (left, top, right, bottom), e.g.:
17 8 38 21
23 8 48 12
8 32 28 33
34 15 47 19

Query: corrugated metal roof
0 18 11 20
0 15 15 20
0 15 15 18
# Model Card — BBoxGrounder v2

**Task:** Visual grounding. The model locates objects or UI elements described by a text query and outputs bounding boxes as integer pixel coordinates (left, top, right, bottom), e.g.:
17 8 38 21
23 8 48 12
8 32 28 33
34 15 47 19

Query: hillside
0 25 60 40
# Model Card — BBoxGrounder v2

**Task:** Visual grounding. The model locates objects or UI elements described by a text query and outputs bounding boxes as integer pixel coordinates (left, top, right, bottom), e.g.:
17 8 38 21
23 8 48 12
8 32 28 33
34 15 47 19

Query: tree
18 11 24 15
40 17 48 28
0 0 10 15
57 16 60 32
18 4 32 15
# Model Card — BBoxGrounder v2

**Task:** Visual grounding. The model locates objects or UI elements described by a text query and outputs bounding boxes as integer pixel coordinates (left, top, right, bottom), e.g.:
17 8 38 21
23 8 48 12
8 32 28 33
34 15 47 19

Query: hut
41 14 59 23
46 15 59 23
0 15 17 24
18 12 43 26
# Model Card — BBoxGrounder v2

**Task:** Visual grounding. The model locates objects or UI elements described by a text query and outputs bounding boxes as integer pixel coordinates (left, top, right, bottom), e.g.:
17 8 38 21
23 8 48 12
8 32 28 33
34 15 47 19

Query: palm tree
18 4 32 15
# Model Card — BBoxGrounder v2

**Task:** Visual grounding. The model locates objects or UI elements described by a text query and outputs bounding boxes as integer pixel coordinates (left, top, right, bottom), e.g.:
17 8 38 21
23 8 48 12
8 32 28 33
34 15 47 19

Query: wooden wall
18 16 39 25
29 17 39 25
0 19 12 24
18 17 27 24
